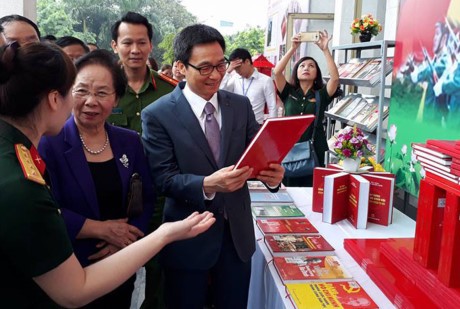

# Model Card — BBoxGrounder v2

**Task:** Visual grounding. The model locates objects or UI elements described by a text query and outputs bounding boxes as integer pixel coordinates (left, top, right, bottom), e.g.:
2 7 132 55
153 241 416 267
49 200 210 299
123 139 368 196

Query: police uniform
278 83 333 186
108 67 176 133
0 119 73 308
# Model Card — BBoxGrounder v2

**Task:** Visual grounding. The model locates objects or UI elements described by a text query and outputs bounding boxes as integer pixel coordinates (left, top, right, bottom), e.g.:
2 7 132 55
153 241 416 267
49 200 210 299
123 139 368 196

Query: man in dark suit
141 24 284 309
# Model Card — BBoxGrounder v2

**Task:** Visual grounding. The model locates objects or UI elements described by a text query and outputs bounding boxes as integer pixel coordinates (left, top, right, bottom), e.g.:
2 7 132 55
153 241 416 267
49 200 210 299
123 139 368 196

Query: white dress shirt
221 69 277 124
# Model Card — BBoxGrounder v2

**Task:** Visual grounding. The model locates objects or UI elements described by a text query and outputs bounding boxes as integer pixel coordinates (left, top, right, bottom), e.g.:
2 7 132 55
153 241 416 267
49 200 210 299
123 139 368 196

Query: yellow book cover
286 281 378 309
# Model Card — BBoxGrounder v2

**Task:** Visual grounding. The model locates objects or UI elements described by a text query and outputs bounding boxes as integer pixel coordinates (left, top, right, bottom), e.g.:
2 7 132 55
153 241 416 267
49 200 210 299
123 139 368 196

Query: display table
247 187 416 309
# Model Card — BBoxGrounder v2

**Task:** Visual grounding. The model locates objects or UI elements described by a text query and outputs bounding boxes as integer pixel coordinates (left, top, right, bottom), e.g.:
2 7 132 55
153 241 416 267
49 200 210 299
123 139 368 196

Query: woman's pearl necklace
79 131 109 155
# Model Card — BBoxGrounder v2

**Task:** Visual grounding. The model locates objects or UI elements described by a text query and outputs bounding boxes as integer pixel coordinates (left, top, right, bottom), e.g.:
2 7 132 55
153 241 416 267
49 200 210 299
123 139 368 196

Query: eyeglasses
186 60 229 76
72 88 115 102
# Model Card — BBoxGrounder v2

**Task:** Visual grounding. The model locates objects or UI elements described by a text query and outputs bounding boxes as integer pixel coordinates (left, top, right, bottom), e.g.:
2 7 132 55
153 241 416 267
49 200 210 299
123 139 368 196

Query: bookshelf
325 40 395 163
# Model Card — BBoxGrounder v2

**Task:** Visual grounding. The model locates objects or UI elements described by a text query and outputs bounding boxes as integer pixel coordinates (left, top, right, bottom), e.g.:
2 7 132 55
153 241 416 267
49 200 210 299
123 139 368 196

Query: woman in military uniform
0 41 214 308
273 30 339 187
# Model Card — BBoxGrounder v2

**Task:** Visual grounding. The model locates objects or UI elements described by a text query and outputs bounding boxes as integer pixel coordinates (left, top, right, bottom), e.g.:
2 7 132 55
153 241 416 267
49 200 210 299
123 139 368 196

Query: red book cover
415 155 451 173
312 167 340 213
361 173 395 226
426 169 459 187
412 143 452 165
438 191 460 287
323 172 349 224
413 179 445 269
451 166 460 177
273 255 352 283
426 139 460 159
234 115 315 178
286 281 378 309
347 174 370 229
265 234 334 256
256 218 318 234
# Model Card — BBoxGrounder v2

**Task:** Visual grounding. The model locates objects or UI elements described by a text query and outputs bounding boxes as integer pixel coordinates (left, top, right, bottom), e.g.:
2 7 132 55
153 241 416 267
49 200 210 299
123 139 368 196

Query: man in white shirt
220 48 277 124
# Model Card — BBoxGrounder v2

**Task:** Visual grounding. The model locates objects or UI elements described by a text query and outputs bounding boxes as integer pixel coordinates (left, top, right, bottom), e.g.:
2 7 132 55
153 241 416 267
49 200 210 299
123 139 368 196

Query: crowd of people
0 10 339 309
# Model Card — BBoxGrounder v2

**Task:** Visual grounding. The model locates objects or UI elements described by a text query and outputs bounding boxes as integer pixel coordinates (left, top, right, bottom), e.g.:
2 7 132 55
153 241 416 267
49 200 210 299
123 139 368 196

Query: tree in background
36 0 196 64
37 0 266 65
225 27 265 57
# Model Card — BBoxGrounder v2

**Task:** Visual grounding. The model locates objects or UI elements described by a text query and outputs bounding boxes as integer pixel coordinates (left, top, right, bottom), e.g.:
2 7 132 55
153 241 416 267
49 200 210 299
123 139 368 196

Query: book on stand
265 234 334 256
234 114 315 178
256 218 318 234
273 255 352 283
286 280 378 309
251 204 304 218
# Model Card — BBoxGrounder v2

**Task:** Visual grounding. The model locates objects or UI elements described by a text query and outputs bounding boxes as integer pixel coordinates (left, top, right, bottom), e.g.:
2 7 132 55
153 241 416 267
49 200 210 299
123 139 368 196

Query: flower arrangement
350 14 383 36
333 126 374 160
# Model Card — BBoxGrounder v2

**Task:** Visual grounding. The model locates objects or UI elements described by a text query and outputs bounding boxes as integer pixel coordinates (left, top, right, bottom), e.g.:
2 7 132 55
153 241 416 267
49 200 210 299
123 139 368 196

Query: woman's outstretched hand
157 211 216 244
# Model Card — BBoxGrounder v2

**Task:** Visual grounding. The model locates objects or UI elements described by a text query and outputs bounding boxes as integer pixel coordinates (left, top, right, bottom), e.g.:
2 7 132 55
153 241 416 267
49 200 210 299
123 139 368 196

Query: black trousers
163 221 251 309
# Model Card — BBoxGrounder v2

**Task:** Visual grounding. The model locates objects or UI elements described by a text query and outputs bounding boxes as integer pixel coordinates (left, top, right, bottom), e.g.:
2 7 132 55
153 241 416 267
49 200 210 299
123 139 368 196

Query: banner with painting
386 0 460 196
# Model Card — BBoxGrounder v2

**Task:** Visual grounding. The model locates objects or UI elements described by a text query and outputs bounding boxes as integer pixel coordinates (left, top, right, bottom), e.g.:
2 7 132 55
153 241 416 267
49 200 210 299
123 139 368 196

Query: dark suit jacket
38 117 154 266
141 82 260 270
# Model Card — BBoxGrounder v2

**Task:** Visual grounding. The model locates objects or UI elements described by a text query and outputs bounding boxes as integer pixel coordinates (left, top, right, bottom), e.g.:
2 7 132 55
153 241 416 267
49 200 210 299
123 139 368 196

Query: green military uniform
278 84 333 186
108 68 176 134
0 119 73 308
107 67 176 309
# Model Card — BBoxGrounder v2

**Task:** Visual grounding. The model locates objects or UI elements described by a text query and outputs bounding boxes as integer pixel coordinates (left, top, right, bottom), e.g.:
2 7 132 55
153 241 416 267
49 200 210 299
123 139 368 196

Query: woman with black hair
0 41 214 308
274 30 339 187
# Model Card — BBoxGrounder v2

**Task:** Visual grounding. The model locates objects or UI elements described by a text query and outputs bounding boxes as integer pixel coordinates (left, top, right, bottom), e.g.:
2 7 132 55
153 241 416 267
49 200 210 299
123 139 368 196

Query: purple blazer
39 117 155 266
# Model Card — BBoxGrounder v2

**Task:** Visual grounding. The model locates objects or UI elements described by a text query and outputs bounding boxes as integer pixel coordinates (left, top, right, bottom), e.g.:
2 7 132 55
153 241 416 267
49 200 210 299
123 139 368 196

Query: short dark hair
87 42 99 49
56 36 90 53
41 34 57 42
0 42 76 118
74 49 127 99
173 24 225 64
229 48 253 65
0 14 41 38
111 12 153 42
160 63 172 71
290 56 324 90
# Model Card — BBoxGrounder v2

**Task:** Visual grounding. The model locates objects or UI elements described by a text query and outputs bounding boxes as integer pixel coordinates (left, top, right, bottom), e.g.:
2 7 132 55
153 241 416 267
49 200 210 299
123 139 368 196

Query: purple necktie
204 102 220 163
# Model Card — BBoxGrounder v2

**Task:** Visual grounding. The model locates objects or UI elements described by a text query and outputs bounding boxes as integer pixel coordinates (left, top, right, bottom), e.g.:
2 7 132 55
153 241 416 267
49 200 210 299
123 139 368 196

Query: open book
234 115 315 178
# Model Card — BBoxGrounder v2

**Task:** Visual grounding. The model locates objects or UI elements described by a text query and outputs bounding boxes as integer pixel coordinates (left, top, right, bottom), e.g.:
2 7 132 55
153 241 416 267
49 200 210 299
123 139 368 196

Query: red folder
234 115 315 178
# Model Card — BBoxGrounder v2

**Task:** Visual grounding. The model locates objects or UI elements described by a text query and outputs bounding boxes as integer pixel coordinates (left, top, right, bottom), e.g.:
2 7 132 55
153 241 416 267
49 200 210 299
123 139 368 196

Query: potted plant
350 14 383 42
333 126 375 172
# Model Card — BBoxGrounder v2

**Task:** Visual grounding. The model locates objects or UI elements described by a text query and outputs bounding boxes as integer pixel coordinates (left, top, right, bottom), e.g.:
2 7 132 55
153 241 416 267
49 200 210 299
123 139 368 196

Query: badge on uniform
15 144 46 185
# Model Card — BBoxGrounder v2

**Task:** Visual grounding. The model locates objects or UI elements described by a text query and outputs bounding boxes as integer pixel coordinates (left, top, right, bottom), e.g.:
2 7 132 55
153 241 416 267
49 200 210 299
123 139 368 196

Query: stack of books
325 94 390 132
412 141 460 187
249 181 378 308
312 165 395 229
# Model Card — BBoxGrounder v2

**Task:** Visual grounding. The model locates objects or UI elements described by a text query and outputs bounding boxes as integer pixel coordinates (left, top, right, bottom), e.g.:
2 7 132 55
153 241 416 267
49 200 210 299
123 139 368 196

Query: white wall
0 0 37 22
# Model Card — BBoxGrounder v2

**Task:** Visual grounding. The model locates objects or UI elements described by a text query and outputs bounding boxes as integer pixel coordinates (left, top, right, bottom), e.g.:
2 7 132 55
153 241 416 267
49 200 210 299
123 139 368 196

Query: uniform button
136 112 140 116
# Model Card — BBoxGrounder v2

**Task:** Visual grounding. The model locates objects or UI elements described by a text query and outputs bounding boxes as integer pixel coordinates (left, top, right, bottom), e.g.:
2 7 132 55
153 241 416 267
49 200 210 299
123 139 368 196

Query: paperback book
265 234 334 256
251 204 304 218
256 218 318 234
273 255 352 283
250 191 294 203
286 281 378 309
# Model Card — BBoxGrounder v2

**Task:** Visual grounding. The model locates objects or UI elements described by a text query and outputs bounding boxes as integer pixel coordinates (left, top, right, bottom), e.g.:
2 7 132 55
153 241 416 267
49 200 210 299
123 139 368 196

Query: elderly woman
0 41 214 308
38 49 154 307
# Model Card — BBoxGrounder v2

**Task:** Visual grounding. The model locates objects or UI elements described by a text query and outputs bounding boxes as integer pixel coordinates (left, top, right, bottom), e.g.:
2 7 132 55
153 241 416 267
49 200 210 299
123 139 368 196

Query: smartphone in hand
299 31 320 42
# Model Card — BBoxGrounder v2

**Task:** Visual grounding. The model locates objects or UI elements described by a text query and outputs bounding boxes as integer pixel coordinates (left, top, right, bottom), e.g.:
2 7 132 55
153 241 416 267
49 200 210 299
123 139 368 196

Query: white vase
342 157 361 172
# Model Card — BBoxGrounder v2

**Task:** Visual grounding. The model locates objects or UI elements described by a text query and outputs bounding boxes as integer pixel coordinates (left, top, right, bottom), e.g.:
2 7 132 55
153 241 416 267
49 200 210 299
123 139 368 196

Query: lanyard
242 77 254 96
